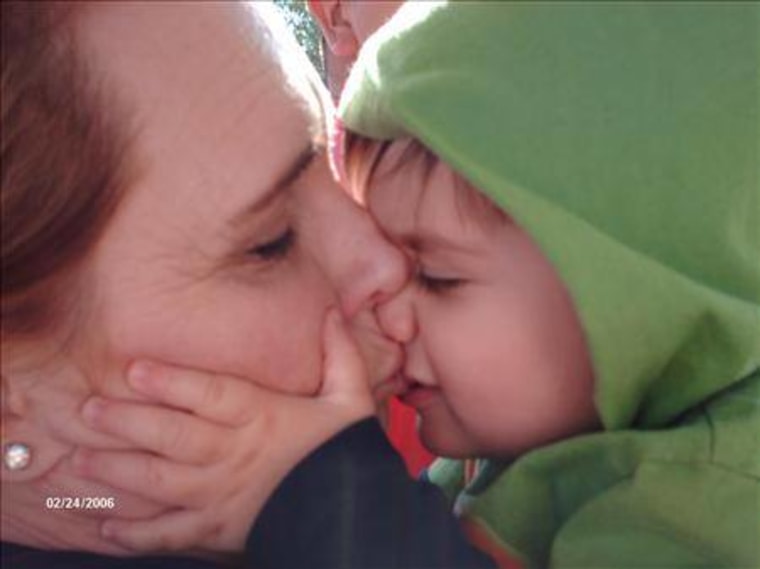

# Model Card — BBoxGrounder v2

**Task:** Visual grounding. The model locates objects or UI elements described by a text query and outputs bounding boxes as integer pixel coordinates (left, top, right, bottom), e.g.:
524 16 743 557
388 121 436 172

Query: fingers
73 449 208 507
321 309 374 413
101 510 225 553
126 362 258 427
81 397 225 465
322 309 367 391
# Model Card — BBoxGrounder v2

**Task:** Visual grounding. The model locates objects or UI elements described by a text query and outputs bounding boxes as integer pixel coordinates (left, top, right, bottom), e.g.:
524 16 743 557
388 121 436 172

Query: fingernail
82 397 106 425
127 361 153 393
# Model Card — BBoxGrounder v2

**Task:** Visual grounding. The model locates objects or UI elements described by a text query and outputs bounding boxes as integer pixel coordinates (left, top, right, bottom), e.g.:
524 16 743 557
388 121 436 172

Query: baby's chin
416 409 499 460
419 436 473 460
417 420 475 459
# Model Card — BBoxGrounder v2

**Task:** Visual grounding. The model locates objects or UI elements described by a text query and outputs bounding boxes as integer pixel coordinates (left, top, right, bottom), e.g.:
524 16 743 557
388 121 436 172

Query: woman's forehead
73 2 328 231
75 2 325 131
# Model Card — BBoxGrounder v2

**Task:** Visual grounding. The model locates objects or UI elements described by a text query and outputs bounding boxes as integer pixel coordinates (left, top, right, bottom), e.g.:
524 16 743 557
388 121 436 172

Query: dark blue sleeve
246 419 496 569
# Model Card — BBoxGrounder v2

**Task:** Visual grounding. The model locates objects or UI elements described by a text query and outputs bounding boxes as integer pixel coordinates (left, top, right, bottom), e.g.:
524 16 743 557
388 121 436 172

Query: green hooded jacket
339 2 760 567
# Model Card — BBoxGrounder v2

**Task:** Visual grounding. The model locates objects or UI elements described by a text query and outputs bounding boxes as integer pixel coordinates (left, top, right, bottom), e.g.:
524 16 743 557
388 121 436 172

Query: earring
3 442 32 471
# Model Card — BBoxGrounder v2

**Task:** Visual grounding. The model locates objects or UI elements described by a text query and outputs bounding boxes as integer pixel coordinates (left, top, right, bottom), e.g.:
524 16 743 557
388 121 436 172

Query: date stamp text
45 496 116 510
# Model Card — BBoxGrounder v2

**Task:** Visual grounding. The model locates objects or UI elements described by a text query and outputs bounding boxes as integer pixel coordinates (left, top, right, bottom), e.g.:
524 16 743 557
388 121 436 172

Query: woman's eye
246 228 295 261
416 269 464 294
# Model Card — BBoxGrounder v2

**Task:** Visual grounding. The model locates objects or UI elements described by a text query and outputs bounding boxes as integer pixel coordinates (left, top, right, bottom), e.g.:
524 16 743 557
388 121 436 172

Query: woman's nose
375 285 416 344
338 217 409 317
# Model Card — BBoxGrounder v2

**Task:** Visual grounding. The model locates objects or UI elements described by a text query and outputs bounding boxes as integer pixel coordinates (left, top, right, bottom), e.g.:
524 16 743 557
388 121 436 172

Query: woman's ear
307 0 360 57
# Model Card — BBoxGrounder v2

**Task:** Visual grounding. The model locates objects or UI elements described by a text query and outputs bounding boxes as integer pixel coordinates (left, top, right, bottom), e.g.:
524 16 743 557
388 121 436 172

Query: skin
368 141 599 459
78 2 405 396
1 2 406 555
72 310 376 553
72 136 601 554
308 1 431 471
307 0 404 99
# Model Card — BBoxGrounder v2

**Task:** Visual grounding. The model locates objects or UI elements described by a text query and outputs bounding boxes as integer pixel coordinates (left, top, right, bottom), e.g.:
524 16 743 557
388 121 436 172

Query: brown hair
1 2 132 340
344 131 506 225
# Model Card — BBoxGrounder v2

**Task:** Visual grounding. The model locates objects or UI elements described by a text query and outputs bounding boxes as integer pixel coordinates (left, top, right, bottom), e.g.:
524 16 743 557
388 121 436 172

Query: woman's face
74 3 406 398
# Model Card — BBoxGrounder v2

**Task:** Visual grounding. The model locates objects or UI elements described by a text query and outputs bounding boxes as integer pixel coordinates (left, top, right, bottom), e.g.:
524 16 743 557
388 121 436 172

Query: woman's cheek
247 313 325 396
246 265 338 395
204 290 328 396
93 288 325 397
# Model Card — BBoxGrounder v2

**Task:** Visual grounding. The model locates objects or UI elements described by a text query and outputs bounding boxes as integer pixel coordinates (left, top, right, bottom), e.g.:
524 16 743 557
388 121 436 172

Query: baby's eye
246 227 296 262
416 269 464 295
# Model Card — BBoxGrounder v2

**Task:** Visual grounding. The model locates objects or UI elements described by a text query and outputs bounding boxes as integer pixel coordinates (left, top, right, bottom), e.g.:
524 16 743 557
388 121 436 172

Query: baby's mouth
397 376 439 409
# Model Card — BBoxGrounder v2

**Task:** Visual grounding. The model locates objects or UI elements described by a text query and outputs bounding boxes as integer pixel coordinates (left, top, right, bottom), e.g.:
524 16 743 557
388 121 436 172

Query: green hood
340 2 759 567
340 0 759 431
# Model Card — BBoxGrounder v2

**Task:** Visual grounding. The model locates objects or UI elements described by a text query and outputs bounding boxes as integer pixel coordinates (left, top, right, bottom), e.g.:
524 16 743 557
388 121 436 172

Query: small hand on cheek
73 309 379 554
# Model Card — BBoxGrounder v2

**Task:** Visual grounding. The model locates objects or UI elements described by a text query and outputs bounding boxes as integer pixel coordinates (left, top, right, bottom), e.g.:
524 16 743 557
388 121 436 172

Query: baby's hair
344 132 507 227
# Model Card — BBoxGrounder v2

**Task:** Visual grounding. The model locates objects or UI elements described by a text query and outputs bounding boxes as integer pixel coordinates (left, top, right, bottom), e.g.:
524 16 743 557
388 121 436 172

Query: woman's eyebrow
230 144 317 227
270 144 318 198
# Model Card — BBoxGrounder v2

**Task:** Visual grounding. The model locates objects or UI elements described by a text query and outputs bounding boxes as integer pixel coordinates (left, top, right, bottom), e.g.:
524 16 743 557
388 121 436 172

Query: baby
77 3 759 568
341 136 598 462
330 7 758 567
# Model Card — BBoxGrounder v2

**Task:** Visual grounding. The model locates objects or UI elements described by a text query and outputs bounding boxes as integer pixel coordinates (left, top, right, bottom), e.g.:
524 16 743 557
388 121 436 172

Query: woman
1 1 411 565
64 2 758 569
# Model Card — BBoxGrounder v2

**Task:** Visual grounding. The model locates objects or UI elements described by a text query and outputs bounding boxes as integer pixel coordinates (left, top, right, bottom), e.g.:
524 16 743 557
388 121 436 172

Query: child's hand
75 309 375 554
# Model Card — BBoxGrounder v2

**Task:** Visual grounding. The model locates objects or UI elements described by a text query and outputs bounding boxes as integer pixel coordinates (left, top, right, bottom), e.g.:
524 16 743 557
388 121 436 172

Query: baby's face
367 140 598 459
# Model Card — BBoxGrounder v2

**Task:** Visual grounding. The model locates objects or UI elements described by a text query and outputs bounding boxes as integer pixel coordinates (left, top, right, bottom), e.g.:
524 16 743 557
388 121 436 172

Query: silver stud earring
3 442 32 471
